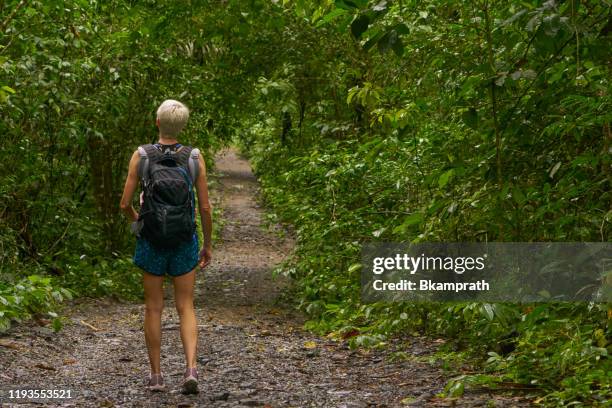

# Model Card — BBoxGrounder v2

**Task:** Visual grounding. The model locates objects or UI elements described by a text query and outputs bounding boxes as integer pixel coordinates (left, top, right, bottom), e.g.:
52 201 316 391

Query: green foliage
0 0 231 330
59 254 143 301
237 0 611 405
0 275 71 332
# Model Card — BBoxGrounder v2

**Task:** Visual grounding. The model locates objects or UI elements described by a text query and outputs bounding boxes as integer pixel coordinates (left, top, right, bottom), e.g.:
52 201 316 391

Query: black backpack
136 144 200 249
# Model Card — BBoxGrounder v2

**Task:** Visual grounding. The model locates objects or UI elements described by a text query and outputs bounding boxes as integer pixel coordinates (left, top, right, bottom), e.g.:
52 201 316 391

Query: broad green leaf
372 227 385 237
393 213 424 234
348 263 362 274
482 303 494 321
372 1 388 11
462 108 478 129
315 8 348 27
335 0 359 10
351 14 369 39
549 161 561 179
438 169 454 188
448 381 464 397
394 23 410 35
512 186 526 205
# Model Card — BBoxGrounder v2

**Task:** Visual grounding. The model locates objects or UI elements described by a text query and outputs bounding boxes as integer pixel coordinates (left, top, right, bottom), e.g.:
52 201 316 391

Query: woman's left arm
119 150 140 222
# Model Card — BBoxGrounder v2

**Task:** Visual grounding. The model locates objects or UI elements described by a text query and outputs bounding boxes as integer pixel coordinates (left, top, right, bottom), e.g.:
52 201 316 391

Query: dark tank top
152 142 192 166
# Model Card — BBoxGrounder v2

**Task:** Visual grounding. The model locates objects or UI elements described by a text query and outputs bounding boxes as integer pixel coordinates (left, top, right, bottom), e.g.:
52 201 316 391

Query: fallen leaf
63 358 77 365
99 399 114 407
303 341 317 349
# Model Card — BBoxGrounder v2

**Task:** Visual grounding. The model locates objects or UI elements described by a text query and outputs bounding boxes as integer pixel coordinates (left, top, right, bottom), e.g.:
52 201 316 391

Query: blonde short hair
157 99 189 138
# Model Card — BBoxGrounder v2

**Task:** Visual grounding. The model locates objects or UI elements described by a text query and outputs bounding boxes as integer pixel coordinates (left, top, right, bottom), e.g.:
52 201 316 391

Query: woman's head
156 99 189 139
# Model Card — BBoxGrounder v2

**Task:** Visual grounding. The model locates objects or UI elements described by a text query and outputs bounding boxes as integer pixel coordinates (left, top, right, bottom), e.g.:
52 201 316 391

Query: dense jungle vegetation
1 0 610 405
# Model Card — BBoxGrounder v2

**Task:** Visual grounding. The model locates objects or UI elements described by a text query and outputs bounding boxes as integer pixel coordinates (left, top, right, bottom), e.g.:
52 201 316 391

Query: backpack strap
188 148 200 184
138 144 162 185
137 145 149 184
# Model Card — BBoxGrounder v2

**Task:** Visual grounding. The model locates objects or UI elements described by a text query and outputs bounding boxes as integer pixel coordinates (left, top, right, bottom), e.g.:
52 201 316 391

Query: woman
119 99 213 394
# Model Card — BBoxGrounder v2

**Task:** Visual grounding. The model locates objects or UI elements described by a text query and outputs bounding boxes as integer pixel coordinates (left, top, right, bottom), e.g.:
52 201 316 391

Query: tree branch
0 0 28 32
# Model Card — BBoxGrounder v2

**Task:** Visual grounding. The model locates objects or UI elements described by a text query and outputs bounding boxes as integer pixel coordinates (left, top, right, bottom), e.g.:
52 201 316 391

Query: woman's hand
199 246 212 269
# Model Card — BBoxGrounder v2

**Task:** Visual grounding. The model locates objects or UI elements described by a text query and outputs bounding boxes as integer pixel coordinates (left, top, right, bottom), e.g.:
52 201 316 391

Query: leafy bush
0 275 71 332
237 1 611 404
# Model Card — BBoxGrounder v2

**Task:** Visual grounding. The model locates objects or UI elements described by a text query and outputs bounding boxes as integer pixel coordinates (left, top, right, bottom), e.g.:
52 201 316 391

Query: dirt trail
0 148 531 407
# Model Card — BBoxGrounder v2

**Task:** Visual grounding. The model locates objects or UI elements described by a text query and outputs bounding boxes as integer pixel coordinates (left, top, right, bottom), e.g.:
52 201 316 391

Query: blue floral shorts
133 233 199 277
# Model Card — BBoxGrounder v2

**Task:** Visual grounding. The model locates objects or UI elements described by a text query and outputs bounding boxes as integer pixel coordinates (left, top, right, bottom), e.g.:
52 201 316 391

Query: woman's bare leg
143 272 164 374
173 269 198 368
